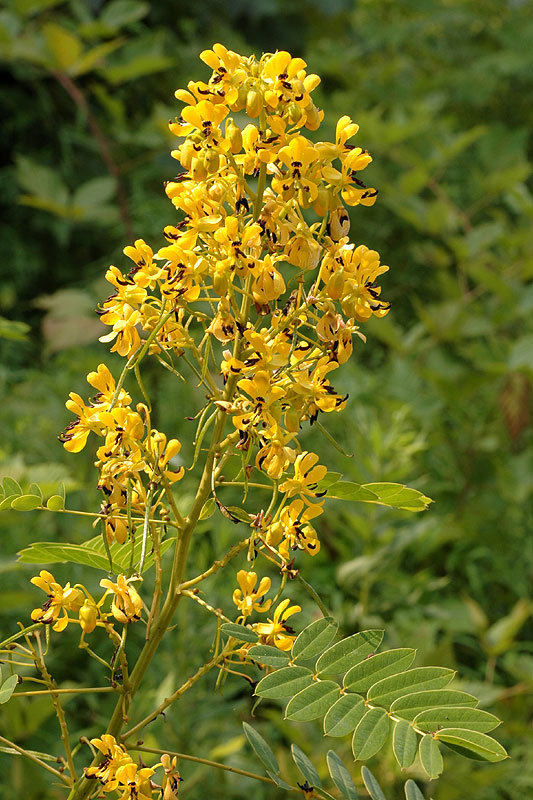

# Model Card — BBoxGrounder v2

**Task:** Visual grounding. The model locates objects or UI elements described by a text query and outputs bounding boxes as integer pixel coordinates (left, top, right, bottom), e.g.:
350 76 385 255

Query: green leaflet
0 675 18 704
291 616 338 662
316 630 384 676
323 693 366 737
391 689 478 720
325 481 432 512
248 645 290 668
363 483 433 511
326 751 358 800
1 477 22 497
361 767 387 800
17 535 175 574
404 780 427 800
242 722 279 775
352 708 391 760
418 735 443 779
10 494 42 511
266 771 293 790
435 728 508 762
326 482 378 502
413 706 500 733
46 494 65 511
343 649 416 692
291 744 322 788
392 719 418 768
219 623 258 643
367 667 455 708
285 680 340 722
255 666 314 699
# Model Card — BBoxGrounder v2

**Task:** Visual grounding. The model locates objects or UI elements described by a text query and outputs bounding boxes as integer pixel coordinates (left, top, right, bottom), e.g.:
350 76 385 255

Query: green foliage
1 0 532 797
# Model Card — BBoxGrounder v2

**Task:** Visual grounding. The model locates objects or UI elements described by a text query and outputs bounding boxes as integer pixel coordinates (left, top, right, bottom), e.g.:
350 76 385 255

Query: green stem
0 735 72 786
126 745 278 787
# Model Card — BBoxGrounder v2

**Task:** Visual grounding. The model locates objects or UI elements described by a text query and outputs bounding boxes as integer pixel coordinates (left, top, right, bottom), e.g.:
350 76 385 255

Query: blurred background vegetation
1 0 532 797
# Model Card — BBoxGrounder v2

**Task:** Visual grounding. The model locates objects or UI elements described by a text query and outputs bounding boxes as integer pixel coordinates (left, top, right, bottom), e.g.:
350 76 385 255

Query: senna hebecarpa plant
0 45 508 799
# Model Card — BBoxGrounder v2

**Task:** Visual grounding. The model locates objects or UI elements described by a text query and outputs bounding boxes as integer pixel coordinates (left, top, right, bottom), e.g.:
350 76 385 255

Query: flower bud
246 88 263 118
226 118 243 154
327 268 345 300
287 102 303 125
79 600 97 634
179 138 196 170
204 148 220 175
190 156 208 181
305 102 321 130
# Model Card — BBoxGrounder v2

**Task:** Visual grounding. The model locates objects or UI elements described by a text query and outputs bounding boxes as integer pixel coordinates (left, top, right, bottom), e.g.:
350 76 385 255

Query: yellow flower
279 451 327 500
232 570 272 618
30 570 84 632
277 499 323 560
100 575 143 624
253 598 301 650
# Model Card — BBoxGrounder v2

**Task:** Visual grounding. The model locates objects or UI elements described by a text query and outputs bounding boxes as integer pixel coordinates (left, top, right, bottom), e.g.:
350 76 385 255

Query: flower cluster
30 570 143 634
59 363 184 545
85 736 181 799
57 43 390 642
